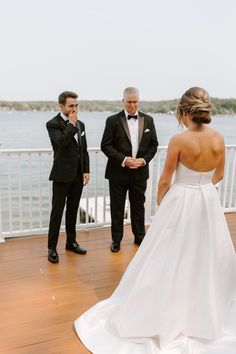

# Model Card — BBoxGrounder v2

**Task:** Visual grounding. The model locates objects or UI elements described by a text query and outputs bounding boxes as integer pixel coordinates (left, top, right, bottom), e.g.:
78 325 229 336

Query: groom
46 91 90 263
101 87 158 252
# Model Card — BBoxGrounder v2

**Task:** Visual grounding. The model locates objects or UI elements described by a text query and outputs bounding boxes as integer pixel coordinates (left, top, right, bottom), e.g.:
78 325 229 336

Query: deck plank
0 215 235 354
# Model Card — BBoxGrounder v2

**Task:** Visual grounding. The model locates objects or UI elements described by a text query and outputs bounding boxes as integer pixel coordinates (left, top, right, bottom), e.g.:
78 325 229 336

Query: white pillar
0 198 5 243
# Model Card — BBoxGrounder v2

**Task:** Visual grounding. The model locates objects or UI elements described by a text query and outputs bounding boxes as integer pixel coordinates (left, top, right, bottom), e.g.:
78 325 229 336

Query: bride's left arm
212 136 225 185
156 136 180 205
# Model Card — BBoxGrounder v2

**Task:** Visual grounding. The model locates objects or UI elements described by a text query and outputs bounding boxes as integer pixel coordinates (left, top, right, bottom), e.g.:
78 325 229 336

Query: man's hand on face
68 111 77 126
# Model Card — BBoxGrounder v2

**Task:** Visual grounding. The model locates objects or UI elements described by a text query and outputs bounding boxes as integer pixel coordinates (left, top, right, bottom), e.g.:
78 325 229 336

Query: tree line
0 98 236 115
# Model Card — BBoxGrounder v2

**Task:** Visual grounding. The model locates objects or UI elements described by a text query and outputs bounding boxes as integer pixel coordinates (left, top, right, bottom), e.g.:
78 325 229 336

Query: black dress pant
109 176 147 244
48 175 83 250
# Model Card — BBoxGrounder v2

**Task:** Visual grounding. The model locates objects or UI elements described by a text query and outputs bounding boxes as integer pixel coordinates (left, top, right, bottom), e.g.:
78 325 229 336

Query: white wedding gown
75 162 236 353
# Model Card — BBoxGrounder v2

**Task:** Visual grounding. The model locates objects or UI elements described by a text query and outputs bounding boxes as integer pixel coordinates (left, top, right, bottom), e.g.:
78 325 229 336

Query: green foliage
0 98 236 115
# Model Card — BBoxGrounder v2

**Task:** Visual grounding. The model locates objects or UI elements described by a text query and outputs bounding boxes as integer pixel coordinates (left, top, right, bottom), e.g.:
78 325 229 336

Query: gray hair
123 87 139 100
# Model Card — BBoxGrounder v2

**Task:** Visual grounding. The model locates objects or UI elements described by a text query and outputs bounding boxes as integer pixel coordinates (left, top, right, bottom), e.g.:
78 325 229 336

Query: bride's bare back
157 87 225 205
176 126 224 172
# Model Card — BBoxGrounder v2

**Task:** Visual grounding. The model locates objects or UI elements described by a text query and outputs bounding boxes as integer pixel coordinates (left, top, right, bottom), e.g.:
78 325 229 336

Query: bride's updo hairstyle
176 87 211 125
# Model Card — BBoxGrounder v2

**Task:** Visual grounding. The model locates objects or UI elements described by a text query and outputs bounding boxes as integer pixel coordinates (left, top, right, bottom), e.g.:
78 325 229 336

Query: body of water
0 111 235 149
0 111 235 234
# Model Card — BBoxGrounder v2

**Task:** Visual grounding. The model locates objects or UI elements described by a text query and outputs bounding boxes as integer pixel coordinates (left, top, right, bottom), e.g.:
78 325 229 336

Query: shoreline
1 97 236 115
0 109 236 118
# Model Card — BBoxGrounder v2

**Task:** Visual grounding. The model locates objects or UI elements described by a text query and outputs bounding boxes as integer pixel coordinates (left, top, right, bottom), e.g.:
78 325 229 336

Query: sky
0 0 236 101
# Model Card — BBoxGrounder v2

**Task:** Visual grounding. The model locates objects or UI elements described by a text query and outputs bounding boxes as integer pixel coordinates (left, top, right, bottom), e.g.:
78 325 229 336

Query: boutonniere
144 129 150 133
81 131 85 136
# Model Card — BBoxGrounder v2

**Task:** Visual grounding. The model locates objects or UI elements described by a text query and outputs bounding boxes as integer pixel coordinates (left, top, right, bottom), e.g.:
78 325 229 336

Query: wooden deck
0 214 236 354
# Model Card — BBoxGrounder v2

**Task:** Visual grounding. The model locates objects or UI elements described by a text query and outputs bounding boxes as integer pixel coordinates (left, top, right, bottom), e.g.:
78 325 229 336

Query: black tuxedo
46 113 89 250
101 110 158 243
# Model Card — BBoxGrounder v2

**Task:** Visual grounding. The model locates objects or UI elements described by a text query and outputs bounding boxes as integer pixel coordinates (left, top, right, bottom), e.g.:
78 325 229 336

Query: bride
74 87 236 353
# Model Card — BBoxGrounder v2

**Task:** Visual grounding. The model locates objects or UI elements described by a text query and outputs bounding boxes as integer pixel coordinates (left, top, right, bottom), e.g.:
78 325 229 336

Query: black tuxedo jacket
101 110 158 183
46 113 89 183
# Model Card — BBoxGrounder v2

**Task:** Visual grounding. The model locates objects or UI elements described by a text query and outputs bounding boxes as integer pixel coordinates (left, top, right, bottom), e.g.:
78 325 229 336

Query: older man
101 87 158 252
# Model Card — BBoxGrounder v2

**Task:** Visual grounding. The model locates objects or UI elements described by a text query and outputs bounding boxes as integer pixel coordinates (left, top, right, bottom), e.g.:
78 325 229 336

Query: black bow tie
127 115 138 120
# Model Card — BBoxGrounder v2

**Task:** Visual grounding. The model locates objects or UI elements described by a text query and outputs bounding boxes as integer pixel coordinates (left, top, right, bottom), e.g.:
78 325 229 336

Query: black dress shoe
48 249 59 263
134 238 143 246
110 242 120 252
66 242 87 254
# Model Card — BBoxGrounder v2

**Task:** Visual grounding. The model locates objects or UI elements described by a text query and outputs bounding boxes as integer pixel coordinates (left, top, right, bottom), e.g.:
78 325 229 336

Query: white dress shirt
125 110 139 158
121 111 140 167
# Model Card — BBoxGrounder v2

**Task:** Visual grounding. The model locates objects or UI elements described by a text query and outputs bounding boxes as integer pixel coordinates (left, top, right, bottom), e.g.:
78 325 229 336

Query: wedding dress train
75 162 236 353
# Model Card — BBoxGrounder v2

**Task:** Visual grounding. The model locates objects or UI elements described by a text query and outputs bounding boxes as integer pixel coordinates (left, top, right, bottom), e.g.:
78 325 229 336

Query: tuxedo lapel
120 110 144 144
138 113 144 144
120 111 131 142
76 121 82 146
57 113 67 128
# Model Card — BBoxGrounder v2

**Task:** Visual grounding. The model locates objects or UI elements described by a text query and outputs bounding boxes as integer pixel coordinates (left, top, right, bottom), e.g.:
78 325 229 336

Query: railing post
0 149 5 243
0 203 4 243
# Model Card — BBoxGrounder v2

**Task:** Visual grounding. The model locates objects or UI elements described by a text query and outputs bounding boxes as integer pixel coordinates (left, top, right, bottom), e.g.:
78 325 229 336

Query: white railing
0 145 235 242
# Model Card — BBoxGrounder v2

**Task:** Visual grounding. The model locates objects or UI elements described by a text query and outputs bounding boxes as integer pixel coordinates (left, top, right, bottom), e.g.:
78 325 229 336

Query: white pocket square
144 129 150 133
81 131 85 136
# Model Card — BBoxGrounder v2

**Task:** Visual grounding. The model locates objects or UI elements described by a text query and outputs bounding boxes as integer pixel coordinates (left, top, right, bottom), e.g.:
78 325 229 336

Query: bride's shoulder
169 132 187 144
206 127 225 143
167 133 186 152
